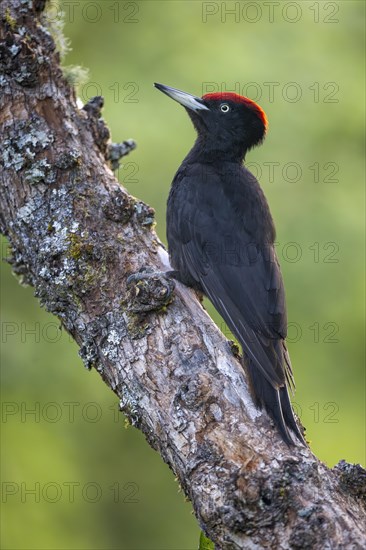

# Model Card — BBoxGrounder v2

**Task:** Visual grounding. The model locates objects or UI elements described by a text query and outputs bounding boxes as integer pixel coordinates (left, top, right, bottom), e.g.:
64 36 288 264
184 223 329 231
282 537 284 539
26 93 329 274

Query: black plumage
155 83 305 445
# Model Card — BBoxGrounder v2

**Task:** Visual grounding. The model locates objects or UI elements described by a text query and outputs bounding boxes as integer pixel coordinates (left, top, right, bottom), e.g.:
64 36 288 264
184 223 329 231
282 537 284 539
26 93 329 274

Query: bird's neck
186 135 248 164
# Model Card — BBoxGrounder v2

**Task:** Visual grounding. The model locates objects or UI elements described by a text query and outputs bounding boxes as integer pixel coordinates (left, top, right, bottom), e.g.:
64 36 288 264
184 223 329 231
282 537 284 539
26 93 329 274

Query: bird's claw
126 268 175 313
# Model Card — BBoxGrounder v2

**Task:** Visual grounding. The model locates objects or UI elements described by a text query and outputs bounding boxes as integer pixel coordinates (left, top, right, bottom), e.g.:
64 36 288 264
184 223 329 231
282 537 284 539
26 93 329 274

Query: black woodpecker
155 83 305 446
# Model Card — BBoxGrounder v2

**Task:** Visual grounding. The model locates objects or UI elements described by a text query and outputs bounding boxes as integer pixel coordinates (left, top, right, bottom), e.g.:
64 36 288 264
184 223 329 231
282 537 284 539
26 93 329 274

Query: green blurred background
1 1 365 548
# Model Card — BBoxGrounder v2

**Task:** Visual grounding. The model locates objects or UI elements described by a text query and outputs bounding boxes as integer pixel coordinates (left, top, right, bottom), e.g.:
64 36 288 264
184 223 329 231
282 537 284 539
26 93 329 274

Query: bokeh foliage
1 1 365 548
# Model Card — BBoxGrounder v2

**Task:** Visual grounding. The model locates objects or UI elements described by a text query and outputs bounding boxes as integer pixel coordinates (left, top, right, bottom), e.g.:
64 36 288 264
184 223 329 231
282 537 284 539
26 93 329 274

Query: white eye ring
220 103 230 113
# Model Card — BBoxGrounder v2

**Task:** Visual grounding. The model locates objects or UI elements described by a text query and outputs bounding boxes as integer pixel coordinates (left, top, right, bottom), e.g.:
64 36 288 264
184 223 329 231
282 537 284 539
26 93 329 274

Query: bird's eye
220 104 230 113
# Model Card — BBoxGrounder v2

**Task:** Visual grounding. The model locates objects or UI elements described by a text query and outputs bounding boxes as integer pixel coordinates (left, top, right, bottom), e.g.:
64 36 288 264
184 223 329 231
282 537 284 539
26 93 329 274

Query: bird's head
154 83 268 160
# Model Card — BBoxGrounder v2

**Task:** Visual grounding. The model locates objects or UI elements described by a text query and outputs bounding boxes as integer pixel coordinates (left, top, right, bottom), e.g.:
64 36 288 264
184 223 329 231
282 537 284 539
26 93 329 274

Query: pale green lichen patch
119 387 141 427
42 1 88 92
4 7 17 30
2 116 54 172
24 159 55 185
78 311 128 373
125 313 150 340
42 1 70 61
56 150 82 170
134 201 155 227
66 232 93 261
20 0 34 11
335 460 366 503
11 187 79 319
62 65 89 88
228 340 240 359
0 18 45 86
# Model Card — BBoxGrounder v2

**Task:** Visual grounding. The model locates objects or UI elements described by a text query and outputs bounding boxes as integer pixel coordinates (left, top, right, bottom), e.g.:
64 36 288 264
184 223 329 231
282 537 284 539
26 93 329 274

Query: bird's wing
172 170 293 390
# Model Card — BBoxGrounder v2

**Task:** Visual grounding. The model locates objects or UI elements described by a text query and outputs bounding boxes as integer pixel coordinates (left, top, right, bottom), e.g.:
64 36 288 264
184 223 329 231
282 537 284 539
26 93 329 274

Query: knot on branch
103 187 135 224
82 96 110 157
107 140 137 171
334 460 366 505
126 268 175 313
103 191 154 227
82 96 136 170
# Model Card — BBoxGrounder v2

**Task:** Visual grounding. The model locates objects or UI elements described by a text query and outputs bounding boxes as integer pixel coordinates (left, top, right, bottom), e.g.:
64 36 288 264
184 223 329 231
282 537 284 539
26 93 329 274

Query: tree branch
1 1 365 548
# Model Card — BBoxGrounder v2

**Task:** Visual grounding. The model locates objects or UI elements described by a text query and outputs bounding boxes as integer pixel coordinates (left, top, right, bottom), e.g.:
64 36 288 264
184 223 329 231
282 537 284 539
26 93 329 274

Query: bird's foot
126 267 175 313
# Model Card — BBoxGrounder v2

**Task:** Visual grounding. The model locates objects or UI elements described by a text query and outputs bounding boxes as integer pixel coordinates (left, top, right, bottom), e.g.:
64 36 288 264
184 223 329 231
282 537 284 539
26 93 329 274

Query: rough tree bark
0 1 365 548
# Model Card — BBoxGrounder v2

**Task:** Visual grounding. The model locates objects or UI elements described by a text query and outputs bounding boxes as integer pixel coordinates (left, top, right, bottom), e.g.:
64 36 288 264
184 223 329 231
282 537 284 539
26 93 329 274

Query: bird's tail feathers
245 359 305 446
